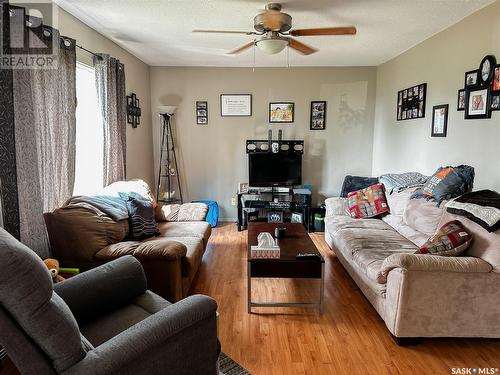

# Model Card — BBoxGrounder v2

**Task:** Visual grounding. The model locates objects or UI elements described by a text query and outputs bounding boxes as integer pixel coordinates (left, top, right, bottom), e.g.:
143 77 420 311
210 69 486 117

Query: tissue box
250 247 280 259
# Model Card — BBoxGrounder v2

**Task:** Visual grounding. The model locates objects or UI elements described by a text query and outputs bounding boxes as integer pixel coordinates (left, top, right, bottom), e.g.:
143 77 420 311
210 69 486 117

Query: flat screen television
249 153 302 187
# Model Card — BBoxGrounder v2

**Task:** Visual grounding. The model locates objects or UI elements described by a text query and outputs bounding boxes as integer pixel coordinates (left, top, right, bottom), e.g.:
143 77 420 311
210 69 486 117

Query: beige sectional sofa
44 180 211 302
324 188 500 340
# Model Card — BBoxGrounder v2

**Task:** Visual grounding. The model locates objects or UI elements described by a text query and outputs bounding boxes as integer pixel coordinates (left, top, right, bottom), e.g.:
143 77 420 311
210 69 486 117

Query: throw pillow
412 165 475 204
379 172 428 194
415 220 472 256
347 184 389 219
119 193 160 239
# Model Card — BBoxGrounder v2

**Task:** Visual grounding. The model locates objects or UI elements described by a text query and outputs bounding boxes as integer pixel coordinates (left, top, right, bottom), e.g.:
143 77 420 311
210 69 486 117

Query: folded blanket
446 189 500 232
379 172 428 194
66 196 129 221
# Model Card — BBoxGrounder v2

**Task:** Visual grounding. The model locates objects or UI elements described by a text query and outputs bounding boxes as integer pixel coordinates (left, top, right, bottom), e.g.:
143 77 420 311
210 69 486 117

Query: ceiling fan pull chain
286 44 290 68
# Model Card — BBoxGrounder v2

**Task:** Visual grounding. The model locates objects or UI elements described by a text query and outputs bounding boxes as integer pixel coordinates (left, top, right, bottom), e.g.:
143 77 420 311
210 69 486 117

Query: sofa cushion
95 238 187 261
44 203 129 262
403 198 445 237
347 184 389 219
439 211 500 271
381 215 429 247
340 175 379 198
165 237 205 281
385 187 418 216
415 220 472 256
81 291 169 346
325 215 394 237
331 226 417 283
157 221 212 246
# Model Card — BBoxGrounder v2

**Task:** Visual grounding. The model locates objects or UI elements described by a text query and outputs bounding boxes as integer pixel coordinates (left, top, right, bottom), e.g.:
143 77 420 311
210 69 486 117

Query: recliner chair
0 228 219 375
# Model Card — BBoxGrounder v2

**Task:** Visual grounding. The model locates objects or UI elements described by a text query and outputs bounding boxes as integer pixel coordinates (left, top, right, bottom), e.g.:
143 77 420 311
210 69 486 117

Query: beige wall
373 1 500 190
150 67 377 219
56 6 154 187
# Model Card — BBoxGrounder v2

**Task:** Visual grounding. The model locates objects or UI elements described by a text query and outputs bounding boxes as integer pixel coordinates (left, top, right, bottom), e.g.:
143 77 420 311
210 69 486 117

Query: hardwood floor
3 222 499 374
191 223 500 375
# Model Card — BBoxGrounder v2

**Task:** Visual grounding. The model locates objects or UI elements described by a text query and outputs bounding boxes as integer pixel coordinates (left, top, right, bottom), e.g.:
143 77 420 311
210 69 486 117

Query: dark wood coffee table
247 223 325 314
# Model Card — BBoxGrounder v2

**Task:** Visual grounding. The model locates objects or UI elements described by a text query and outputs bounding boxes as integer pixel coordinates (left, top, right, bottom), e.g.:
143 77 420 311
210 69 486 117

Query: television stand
237 187 311 231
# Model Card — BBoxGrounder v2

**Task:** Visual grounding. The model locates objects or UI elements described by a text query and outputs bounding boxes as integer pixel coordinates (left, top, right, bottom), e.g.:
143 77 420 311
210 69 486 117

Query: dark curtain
0 0 20 238
94 54 127 186
9 7 77 257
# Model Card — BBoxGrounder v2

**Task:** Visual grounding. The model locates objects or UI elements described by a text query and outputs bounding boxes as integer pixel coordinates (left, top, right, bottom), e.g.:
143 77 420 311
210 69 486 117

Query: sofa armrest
324 197 350 217
378 253 492 283
62 295 218 375
54 256 147 324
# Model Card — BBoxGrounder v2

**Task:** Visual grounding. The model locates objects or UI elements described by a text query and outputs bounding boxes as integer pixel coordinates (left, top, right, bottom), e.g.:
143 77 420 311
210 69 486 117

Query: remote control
296 253 320 260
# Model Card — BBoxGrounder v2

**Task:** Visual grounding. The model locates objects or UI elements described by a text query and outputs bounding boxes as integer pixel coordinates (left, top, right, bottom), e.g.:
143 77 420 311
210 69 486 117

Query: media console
237 187 311 231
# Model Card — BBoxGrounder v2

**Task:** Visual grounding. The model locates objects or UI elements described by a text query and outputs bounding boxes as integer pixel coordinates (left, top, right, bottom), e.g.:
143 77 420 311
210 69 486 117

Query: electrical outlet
231 197 237 206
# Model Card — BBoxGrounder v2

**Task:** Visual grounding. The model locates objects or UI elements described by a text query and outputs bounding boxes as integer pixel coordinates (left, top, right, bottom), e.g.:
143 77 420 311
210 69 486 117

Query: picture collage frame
196 101 208 125
461 55 498 119
397 83 427 121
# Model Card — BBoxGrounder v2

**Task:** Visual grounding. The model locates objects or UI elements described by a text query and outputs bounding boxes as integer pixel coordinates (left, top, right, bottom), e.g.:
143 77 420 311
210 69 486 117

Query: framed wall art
397 83 426 121
491 94 500 111
196 101 208 125
220 94 252 117
126 93 141 128
493 65 500 93
478 55 497 86
465 87 491 119
269 102 294 123
431 104 448 137
464 70 479 89
310 101 326 130
457 89 466 111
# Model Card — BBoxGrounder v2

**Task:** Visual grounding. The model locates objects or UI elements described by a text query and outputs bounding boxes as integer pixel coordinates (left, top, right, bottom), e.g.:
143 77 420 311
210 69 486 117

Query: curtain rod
76 44 103 60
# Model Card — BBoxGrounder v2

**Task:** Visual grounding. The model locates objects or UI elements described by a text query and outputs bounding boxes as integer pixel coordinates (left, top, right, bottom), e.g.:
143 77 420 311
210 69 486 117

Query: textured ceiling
54 0 494 67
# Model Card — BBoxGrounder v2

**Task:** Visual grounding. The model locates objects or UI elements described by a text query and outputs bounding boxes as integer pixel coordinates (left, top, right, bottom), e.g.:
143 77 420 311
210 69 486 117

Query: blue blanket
68 195 129 221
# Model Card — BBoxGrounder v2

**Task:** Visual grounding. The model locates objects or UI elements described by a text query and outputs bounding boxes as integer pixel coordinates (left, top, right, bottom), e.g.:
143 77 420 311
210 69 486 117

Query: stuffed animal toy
43 259 65 283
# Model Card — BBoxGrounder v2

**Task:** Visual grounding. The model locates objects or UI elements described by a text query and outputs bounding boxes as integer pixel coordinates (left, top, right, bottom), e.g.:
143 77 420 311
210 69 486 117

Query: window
73 62 104 195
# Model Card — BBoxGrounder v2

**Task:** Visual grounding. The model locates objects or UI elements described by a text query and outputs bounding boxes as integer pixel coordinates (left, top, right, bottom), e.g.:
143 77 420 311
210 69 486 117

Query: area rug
219 352 251 375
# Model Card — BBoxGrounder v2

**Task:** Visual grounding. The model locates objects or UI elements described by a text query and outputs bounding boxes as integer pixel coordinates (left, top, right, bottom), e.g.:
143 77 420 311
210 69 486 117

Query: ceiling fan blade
193 29 258 35
227 41 255 55
290 26 357 37
288 38 317 55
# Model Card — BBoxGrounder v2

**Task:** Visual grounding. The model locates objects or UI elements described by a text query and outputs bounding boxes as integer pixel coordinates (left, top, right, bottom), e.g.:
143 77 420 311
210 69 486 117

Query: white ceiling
54 0 494 67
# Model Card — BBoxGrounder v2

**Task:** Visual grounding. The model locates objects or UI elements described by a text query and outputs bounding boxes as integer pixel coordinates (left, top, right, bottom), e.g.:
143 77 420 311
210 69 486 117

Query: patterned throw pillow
415 220 472 256
119 193 160 239
347 184 390 219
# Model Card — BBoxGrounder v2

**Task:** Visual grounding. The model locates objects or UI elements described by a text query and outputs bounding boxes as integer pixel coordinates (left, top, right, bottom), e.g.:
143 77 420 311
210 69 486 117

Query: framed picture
431 104 448 137
491 94 500 111
310 101 326 130
269 102 294 123
465 87 492 119
220 94 252 117
465 70 479 88
457 89 466 111
397 83 426 121
267 211 283 223
126 93 141 128
196 101 208 125
493 65 500 93
479 55 497 86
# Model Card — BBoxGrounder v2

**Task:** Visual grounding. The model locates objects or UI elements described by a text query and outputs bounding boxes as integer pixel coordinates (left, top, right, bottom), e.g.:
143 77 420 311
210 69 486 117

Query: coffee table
247 223 325 314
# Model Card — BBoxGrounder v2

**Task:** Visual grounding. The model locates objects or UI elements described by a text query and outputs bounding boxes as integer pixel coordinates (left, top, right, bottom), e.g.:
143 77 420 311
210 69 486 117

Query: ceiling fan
193 2 356 56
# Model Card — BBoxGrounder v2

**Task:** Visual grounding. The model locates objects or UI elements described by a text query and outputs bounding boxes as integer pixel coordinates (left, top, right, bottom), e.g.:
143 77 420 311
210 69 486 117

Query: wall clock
479 55 497 85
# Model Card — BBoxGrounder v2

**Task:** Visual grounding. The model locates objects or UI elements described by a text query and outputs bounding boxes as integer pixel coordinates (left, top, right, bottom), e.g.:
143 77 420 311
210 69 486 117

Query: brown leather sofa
44 180 211 302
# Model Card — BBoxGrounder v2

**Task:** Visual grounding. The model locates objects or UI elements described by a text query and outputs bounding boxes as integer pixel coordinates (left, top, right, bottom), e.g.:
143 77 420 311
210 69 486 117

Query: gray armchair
0 228 219 375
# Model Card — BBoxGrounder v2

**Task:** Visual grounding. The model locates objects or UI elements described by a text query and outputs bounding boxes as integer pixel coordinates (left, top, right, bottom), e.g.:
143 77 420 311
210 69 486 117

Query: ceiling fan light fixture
255 36 289 55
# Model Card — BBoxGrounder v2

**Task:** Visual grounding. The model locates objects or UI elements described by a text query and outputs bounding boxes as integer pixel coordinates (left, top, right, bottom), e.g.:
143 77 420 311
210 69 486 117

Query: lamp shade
256 38 288 55
158 106 177 115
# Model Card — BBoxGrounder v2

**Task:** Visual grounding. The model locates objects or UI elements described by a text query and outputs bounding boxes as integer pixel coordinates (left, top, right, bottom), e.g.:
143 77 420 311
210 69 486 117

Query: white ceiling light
255 36 289 55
